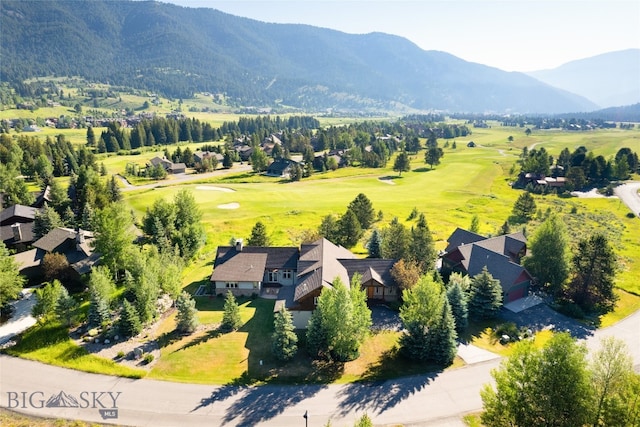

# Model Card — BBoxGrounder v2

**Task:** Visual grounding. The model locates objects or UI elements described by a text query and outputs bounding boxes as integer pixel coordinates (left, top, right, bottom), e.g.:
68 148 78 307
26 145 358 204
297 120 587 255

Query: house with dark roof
211 238 398 328
266 158 298 179
148 156 186 174
16 228 101 281
441 228 531 303
0 204 37 252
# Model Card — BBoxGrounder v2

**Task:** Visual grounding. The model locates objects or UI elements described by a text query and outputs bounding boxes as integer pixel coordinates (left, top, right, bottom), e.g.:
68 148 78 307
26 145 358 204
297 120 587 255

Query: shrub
555 301 585 319
116 351 125 359
494 322 519 342
143 353 154 364
626 212 636 218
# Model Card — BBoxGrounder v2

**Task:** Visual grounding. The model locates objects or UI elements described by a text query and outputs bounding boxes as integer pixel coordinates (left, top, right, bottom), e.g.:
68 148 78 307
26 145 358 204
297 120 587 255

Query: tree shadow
412 167 432 173
378 175 402 181
499 304 595 339
170 327 221 352
336 372 439 416
336 344 442 415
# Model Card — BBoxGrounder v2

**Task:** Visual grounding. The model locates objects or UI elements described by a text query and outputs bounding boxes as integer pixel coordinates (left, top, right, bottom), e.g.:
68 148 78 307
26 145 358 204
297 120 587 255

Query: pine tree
428 299 458 365
469 215 480 233
407 213 436 273
366 229 382 258
175 291 199 334
33 203 63 239
119 299 142 338
446 281 468 334
348 193 375 229
247 221 270 246
511 192 536 222
56 286 77 327
380 217 409 260
272 308 298 361
88 290 110 328
221 291 242 332
336 209 362 248
468 267 503 320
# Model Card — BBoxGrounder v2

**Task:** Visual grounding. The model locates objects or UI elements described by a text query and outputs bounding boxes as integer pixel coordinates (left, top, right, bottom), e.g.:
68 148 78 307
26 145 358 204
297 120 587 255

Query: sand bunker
378 177 396 185
217 202 240 209
195 186 235 193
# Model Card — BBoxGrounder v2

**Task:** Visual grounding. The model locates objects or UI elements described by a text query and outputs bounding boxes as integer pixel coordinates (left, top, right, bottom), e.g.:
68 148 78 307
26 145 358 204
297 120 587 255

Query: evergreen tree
318 214 339 243
468 267 503 320
336 209 362 248
428 299 458 365
353 414 373 427
393 151 411 176
33 203 63 239
305 305 327 358
247 221 270 246
106 175 121 202
222 150 233 168
497 220 511 236
56 286 77 327
347 193 375 229
221 291 242 332
511 192 536 222
469 215 480 234
523 214 570 295
407 213 436 273
88 290 110 328
272 308 298 362
425 146 444 169
366 229 381 258
175 291 199 334
119 299 142 338
380 217 409 260
446 280 468 334
565 233 617 312
86 126 96 147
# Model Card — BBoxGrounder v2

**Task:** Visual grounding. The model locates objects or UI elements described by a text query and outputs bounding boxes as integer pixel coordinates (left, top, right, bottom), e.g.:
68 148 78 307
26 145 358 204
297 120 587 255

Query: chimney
76 229 85 251
235 238 243 252
11 223 22 241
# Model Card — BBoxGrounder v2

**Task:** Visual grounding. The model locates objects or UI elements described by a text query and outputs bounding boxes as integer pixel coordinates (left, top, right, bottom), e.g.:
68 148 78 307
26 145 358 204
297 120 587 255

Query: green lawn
5 322 145 379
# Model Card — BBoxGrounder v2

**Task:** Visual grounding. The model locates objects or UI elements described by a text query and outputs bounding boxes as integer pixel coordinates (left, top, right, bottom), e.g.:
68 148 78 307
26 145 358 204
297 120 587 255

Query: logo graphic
6 390 121 420
46 391 80 408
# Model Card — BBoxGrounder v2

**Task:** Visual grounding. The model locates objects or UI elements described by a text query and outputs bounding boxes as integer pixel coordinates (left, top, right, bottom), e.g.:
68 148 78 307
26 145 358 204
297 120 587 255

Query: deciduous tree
0 241 24 307
390 259 421 291
481 333 592 427
523 214 570 295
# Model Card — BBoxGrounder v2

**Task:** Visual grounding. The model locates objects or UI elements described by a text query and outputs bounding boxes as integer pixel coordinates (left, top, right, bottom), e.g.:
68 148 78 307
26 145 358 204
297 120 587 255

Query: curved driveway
2 309 638 427
615 181 640 217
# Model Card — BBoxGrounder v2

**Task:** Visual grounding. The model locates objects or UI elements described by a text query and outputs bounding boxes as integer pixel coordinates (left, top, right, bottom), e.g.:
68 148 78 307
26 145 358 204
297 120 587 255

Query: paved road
116 164 253 192
2 308 638 427
0 291 36 345
615 181 640 217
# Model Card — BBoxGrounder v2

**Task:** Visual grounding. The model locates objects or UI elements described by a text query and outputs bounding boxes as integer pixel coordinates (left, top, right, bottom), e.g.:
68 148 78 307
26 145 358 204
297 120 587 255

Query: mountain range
528 49 640 108
0 0 633 114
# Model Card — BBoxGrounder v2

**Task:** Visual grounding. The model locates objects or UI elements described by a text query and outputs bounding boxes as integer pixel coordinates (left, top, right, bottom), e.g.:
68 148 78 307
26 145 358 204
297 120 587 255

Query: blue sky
163 0 640 72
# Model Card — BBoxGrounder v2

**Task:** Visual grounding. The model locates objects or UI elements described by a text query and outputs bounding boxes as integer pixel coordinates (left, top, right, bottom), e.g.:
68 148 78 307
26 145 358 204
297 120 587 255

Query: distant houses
147 156 186 174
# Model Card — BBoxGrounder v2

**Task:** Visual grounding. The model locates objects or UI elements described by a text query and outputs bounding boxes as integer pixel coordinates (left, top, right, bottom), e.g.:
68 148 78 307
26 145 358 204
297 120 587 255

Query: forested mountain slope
0 0 596 113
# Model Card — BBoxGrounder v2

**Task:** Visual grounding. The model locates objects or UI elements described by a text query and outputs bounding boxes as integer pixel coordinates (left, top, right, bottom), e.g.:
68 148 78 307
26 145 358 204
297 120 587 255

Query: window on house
226 282 238 288
282 270 292 280
268 271 278 282
313 296 319 306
